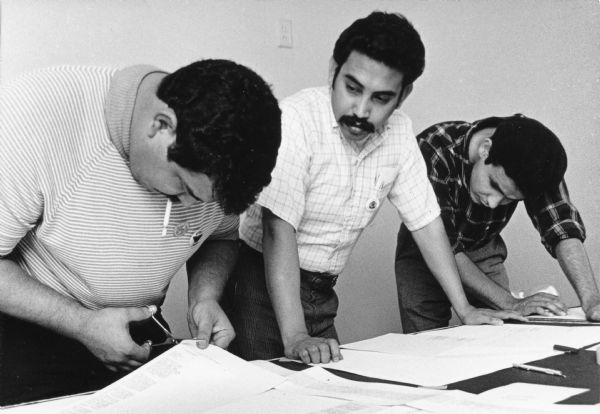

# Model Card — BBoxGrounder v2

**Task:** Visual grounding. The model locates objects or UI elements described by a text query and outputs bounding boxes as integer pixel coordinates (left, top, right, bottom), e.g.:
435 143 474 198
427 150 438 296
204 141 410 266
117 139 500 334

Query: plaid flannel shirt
417 120 585 257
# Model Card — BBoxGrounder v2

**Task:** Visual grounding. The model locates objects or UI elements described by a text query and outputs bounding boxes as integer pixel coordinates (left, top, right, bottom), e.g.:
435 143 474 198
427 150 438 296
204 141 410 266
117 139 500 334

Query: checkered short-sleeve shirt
240 87 440 274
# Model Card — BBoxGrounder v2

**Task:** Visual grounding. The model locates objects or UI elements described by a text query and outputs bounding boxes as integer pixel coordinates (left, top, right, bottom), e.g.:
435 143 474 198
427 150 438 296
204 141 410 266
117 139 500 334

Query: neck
348 136 370 153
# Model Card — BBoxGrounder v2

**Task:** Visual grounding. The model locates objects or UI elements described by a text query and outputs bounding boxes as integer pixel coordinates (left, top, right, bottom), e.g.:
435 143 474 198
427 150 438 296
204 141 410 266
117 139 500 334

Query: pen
553 340 600 354
512 363 566 378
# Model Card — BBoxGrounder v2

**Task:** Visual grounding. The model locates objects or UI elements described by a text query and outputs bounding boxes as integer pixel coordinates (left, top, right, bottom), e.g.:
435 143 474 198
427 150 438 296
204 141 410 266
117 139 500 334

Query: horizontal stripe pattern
0 66 236 309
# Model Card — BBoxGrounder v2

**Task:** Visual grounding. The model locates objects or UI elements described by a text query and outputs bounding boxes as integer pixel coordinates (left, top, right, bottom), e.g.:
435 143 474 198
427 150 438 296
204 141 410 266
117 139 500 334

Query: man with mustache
223 11 521 364
395 115 600 333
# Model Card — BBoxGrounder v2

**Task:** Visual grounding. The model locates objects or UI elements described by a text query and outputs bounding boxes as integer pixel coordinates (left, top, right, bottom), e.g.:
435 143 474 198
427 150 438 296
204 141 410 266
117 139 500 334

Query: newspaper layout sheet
276 366 442 406
52 341 286 414
333 324 600 386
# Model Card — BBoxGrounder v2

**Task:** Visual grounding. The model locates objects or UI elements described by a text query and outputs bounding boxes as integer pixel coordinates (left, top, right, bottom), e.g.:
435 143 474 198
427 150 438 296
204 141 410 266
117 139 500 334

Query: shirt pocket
358 167 397 229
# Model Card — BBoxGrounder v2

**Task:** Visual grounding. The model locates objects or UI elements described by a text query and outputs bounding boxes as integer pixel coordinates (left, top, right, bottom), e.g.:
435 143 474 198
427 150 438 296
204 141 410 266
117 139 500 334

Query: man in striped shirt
395 115 600 333
0 60 280 404
223 12 521 365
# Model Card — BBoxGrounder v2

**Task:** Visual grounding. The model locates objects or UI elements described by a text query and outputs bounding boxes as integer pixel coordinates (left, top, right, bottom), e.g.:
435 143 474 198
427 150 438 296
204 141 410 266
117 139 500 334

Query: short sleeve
0 78 45 257
387 118 440 231
256 104 310 229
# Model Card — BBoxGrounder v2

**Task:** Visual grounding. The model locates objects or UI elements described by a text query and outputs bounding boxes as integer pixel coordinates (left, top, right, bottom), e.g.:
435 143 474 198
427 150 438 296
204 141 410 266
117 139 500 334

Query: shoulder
281 86 330 118
1 66 116 159
385 110 414 137
3 66 116 96
1 66 116 121
417 121 469 145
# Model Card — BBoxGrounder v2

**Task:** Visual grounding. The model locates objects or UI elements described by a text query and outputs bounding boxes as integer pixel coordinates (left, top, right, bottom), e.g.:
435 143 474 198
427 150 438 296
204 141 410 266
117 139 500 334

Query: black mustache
339 115 375 133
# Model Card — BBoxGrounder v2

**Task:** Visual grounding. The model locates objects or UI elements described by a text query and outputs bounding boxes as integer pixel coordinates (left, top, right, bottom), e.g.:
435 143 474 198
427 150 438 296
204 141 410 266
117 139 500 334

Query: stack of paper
331 324 600 386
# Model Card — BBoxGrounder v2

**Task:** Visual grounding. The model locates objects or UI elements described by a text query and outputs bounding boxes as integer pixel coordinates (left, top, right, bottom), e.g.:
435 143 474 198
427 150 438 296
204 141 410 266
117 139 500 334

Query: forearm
555 239 600 310
411 216 472 316
0 258 91 340
187 240 239 304
455 252 515 310
262 210 308 345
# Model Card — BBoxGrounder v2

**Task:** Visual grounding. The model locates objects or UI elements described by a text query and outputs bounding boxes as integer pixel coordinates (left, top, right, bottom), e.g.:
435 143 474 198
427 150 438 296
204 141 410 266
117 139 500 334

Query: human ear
328 57 339 88
149 109 177 138
479 138 492 160
396 83 413 108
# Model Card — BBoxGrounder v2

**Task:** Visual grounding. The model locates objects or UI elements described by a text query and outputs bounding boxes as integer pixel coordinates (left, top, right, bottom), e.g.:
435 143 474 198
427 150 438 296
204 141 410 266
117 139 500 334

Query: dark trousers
0 313 120 406
395 224 509 333
223 241 339 360
0 310 171 406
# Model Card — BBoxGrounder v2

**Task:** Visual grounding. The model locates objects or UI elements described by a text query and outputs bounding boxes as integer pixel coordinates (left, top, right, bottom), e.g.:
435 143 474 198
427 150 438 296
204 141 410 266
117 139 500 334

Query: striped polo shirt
0 66 238 309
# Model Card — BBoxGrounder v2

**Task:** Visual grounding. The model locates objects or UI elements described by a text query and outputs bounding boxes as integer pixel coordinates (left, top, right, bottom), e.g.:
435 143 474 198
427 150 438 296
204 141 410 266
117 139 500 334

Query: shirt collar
105 65 168 162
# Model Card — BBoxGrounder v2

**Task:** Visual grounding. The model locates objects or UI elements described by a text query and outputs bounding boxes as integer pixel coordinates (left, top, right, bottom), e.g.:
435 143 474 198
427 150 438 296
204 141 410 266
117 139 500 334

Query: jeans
223 241 339 360
395 224 509 333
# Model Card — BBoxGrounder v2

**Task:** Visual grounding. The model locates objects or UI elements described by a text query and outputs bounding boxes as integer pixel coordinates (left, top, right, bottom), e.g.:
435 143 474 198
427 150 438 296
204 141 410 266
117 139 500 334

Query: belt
300 269 339 291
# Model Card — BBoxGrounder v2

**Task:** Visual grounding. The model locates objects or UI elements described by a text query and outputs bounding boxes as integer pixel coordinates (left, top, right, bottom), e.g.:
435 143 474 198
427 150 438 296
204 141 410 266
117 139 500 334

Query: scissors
148 314 184 348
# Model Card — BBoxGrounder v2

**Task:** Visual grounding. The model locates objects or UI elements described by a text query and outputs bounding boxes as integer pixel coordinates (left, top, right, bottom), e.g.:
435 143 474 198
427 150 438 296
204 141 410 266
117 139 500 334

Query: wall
1 0 599 343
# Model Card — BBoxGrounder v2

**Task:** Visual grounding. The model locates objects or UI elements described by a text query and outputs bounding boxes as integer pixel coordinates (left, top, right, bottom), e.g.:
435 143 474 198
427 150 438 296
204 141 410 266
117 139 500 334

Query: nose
178 193 197 207
486 194 504 209
353 96 371 119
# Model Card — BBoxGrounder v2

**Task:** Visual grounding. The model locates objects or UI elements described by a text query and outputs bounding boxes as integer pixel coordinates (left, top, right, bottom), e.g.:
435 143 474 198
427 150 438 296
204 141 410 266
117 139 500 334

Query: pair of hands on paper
458 306 527 326
285 306 524 364
507 292 568 317
79 300 234 372
285 333 343 364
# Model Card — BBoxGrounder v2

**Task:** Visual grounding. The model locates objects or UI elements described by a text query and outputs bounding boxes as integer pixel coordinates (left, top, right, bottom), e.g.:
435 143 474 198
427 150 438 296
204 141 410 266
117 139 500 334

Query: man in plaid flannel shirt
395 114 600 333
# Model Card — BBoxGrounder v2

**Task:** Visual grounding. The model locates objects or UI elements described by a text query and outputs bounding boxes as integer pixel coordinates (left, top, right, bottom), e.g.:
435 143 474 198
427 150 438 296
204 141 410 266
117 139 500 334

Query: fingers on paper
521 294 567 316
297 338 341 364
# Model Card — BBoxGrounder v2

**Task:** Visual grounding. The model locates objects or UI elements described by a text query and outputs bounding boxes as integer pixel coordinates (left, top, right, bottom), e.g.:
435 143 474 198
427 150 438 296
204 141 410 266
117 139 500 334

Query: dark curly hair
332 11 425 89
484 114 567 198
157 59 281 215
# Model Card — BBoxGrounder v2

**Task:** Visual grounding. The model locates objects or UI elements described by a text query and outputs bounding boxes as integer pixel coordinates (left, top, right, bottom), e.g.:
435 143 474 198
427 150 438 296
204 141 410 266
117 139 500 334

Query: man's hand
78 306 155 372
459 306 527 326
187 299 235 349
284 333 343 364
583 300 600 321
509 293 567 316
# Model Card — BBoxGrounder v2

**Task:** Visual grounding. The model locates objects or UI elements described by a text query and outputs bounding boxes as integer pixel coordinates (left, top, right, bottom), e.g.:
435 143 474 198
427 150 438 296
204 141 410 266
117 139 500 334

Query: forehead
488 164 524 200
337 51 404 92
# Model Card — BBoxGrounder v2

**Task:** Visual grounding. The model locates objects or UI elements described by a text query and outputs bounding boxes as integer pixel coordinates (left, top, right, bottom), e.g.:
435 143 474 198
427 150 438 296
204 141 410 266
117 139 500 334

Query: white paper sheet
343 325 600 357
335 325 600 386
0 394 91 414
529 306 587 321
276 366 442 406
53 341 285 414
479 383 588 404
342 332 478 357
407 389 600 414
325 349 550 387
417 324 600 352
202 389 400 414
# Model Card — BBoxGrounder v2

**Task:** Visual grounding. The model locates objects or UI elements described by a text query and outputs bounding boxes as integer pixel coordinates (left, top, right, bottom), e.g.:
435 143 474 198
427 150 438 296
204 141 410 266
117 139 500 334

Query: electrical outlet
278 19 293 48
